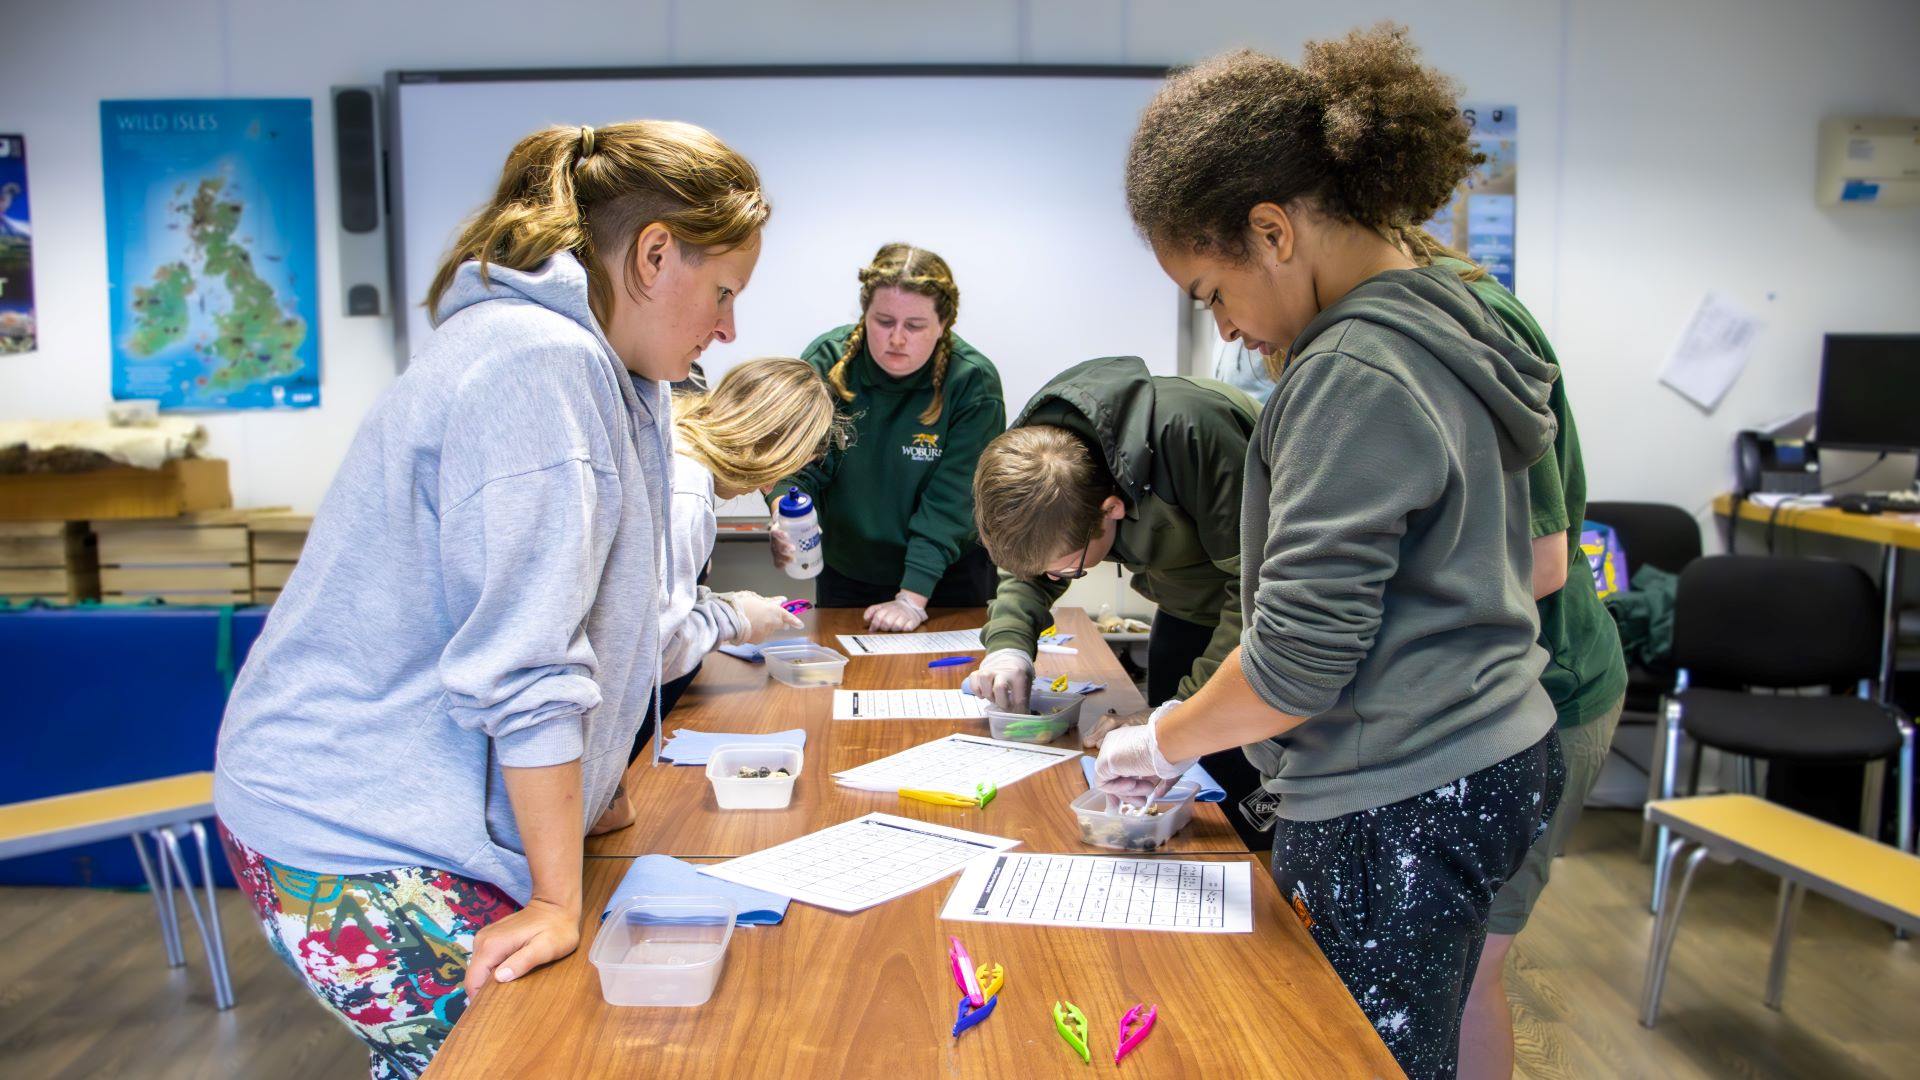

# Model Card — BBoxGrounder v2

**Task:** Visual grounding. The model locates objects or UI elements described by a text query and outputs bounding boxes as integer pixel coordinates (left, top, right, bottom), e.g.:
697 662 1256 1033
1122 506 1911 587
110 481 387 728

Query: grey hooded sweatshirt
1240 266 1560 822
214 253 670 904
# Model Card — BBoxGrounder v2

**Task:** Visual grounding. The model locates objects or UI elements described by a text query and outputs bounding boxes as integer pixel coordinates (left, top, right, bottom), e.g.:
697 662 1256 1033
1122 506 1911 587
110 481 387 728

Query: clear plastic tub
762 643 849 687
591 895 736 1007
984 689 1086 744
1070 779 1201 851
706 744 803 809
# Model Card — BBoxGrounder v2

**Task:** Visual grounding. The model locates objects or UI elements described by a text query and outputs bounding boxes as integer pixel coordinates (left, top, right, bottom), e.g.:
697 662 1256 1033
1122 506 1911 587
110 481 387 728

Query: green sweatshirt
1445 261 1629 728
783 326 1006 596
980 358 1258 699
1241 267 1560 822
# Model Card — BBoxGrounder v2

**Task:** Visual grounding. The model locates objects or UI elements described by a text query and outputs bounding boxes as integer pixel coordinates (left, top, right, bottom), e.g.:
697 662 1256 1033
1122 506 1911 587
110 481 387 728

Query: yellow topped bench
0 773 233 1009
1640 794 1920 1027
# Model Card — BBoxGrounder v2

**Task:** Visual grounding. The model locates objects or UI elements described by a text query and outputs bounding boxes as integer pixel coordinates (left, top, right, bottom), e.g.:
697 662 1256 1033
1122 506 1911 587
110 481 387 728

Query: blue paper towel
602 854 790 926
1079 756 1226 802
659 728 807 765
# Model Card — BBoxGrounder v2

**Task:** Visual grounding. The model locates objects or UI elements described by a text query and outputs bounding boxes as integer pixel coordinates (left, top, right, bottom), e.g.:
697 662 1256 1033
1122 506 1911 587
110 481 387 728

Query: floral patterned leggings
218 823 519 1079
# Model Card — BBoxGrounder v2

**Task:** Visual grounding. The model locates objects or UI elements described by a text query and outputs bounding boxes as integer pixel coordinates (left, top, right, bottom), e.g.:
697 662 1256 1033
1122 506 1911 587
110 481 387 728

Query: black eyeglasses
1045 540 1094 583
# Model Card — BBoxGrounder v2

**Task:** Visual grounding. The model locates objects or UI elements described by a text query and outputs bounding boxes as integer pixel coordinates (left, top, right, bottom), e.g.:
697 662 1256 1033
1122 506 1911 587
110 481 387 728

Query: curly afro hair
1126 23 1484 259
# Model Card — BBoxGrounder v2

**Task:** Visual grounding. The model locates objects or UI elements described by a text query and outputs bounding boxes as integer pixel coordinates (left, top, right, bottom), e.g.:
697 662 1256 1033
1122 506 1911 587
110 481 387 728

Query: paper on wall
1658 292 1762 411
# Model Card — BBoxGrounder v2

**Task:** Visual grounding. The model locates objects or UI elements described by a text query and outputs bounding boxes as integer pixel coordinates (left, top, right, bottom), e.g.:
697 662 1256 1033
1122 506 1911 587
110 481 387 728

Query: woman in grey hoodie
1094 27 1564 1079
212 121 766 1077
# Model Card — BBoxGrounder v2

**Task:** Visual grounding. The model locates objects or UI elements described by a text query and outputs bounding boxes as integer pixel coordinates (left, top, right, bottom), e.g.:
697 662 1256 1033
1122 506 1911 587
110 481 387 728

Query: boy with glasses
968 356 1265 846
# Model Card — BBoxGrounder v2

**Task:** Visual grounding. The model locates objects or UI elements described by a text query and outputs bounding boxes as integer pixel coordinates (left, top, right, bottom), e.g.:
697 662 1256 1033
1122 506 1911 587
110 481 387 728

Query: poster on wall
102 99 320 410
0 135 33 354
1423 103 1516 290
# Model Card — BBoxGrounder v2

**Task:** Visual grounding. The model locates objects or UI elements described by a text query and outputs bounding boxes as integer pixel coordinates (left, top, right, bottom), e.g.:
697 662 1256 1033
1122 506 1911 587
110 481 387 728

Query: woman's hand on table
463 896 581 998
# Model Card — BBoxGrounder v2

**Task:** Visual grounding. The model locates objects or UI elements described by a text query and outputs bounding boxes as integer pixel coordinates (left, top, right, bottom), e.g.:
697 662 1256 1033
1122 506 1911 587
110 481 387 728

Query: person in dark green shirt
772 243 1006 631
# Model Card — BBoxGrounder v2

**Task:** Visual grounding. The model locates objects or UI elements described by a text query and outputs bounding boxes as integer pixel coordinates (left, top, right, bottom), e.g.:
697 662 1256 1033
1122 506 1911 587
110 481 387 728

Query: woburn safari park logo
903 432 942 462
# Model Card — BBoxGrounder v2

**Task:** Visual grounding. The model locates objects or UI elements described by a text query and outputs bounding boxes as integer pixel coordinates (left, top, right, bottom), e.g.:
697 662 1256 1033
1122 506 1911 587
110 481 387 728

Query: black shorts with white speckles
1270 732 1563 1080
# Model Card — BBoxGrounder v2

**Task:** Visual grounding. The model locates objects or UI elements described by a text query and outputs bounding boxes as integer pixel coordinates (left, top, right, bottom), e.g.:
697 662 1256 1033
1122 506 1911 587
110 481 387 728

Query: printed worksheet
836 628 985 656
699 813 1019 912
833 733 1079 793
940 853 1253 934
833 689 989 720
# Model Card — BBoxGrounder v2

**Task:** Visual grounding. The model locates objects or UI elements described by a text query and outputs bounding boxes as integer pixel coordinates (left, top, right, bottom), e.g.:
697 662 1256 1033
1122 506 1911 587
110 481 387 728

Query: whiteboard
389 69 1181 434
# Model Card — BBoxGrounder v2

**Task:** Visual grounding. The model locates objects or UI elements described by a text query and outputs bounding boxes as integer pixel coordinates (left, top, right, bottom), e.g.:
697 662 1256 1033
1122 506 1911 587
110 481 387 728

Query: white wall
4 0 1918 534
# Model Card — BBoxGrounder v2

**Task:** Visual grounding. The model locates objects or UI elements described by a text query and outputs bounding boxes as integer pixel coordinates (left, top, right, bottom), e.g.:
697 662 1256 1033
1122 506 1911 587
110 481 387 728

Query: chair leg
1764 880 1804 1010
1641 698 1671 860
188 822 236 1010
1899 722 1915 856
1687 743 1704 797
130 832 185 967
151 828 187 968
158 824 236 1010
1642 840 1710 1028
1861 760 1888 842
1652 704 1684 912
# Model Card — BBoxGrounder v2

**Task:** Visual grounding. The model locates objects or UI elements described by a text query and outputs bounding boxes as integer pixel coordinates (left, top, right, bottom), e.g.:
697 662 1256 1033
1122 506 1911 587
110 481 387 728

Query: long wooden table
429 606 1402 1077
1713 492 1918 697
428 856 1402 1078
588 607 1248 858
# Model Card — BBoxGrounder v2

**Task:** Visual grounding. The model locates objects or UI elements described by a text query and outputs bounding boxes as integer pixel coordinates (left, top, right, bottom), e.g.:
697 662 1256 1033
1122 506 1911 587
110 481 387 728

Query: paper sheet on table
836 628 985 656
658 728 807 765
1658 291 1762 411
833 733 1079 794
833 689 988 720
698 812 1019 913
940 852 1253 933
604 854 790 925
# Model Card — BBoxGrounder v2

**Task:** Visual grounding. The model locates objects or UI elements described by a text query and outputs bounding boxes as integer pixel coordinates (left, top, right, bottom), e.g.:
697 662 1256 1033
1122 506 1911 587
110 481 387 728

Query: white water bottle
774 486 823 580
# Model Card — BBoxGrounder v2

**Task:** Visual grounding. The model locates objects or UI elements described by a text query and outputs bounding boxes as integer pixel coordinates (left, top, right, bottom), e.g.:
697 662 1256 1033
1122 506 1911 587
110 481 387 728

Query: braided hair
826 243 961 424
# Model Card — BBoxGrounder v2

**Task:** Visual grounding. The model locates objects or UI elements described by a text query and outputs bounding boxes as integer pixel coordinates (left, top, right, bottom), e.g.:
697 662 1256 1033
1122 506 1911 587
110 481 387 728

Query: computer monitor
1817 334 1920 452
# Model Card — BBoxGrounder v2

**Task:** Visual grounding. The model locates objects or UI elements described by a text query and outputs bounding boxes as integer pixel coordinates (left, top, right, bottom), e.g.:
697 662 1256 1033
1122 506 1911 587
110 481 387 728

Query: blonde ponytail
426 119 769 326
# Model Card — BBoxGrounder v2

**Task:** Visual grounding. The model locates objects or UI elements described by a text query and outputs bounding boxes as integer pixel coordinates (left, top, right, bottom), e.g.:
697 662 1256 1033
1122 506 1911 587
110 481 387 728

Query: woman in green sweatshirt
1095 29 1564 1078
773 243 1006 630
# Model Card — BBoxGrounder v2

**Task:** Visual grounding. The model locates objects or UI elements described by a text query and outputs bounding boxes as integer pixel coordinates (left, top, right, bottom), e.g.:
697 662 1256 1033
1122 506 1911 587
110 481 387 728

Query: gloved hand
719 591 805 643
1093 700 1196 801
1079 706 1150 749
863 590 928 632
769 528 796 570
965 648 1036 712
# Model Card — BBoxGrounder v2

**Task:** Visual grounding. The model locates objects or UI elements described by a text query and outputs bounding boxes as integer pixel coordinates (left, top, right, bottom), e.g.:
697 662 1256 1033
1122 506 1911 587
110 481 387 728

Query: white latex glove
719 591 804 643
1079 706 1150 749
863 590 928 632
964 648 1035 712
1093 700 1195 802
769 528 796 570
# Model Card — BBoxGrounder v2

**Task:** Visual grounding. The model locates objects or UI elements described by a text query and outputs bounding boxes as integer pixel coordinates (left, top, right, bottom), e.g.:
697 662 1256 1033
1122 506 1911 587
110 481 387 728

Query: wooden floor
1 810 1913 1078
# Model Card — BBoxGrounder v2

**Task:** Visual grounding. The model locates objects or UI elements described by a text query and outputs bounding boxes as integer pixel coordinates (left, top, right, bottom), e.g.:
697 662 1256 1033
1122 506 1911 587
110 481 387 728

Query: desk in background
1713 493 1920 699
595 607 1247 859
0 605 266 886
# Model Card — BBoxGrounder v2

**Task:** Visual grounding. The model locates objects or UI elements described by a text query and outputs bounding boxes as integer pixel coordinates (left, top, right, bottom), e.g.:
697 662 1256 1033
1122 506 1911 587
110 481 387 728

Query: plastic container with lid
1070 779 1201 852
983 688 1085 744
706 744 803 809
591 894 736 1007
761 642 849 687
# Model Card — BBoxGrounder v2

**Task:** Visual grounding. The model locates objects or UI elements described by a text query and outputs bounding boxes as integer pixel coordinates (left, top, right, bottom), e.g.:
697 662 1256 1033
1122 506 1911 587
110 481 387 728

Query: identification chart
699 813 1017 912
833 733 1078 793
833 689 989 720
941 853 1253 934
836 628 984 656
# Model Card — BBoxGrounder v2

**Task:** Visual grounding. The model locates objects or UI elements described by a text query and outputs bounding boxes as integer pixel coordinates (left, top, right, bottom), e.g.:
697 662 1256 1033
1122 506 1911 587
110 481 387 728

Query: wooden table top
588 607 1249 859
426 855 1403 1079
1713 492 1920 551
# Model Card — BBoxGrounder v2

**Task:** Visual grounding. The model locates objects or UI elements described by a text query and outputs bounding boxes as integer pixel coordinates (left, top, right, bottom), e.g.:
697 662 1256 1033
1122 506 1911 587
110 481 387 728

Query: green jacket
979 357 1258 699
1447 261 1629 728
783 325 1005 596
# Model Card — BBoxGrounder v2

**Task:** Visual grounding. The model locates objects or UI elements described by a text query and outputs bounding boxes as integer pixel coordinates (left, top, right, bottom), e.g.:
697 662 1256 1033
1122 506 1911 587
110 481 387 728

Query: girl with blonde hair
213 119 767 1076
773 243 1005 631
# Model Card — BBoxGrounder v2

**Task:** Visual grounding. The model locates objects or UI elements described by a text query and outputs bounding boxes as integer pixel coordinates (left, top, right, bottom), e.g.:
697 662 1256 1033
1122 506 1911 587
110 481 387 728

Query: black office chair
1585 501 1703 716
1647 555 1915 909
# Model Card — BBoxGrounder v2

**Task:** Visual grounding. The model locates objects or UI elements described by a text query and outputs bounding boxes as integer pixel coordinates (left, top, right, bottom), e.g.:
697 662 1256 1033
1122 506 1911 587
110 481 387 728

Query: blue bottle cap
777 486 814 517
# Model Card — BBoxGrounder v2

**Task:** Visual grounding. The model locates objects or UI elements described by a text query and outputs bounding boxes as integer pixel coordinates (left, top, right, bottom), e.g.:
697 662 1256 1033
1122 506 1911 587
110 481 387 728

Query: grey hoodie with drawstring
1239 266 1560 822
214 253 670 904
